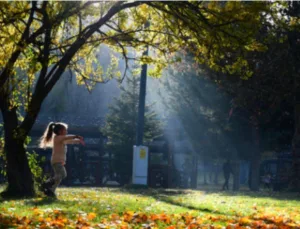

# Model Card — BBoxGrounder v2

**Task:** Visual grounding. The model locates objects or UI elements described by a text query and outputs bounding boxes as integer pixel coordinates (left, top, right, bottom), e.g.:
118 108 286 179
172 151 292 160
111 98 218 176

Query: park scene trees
0 1 299 228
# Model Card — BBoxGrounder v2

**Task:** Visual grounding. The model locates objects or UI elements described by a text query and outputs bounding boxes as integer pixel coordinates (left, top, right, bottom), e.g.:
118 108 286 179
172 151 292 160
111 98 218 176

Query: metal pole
136 21 149 146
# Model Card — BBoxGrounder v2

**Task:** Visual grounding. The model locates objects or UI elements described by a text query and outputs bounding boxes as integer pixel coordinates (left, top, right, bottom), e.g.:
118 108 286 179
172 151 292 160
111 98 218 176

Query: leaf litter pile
0 187 299 228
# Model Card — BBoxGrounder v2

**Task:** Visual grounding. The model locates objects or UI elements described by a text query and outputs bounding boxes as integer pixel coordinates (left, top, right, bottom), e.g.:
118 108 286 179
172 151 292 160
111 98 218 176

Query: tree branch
0 1 37 90
98 29 129 83
34 1 51 96
45 1 142 93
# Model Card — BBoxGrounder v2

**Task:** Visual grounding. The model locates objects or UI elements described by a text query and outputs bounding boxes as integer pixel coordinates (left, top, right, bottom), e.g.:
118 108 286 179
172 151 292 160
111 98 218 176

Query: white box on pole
132 145 148 185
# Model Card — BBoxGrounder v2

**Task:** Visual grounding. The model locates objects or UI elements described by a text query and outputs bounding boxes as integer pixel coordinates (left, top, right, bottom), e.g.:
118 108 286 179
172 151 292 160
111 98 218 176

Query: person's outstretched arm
56 135 85 145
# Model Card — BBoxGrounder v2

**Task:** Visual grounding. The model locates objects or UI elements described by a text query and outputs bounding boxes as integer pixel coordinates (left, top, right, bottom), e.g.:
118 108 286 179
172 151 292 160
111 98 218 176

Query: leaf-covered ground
0 186 299 228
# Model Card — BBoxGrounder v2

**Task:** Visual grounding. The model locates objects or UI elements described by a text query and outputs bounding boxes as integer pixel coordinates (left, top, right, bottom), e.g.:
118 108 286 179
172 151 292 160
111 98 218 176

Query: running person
39 122 85 197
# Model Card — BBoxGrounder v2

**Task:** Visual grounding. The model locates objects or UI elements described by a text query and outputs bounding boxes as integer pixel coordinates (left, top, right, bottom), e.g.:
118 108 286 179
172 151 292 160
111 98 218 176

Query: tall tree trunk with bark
1 108 34 197
214 164 219 185
0 78 44 197
249 116 260 191
232 160 240 191
190 154 198 188
203 161 208 185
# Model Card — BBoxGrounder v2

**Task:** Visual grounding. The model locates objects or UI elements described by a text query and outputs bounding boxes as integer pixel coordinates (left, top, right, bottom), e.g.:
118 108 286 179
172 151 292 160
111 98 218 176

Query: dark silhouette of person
222 159 232 190
263 173 272 189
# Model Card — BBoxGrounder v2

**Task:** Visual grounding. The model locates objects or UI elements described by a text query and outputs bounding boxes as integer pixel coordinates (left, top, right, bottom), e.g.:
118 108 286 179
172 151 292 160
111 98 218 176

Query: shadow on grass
111 187 227 215
25 197 58 206
122 184 300 201
0 193 37 203
111 186 300 216
157 195 225 215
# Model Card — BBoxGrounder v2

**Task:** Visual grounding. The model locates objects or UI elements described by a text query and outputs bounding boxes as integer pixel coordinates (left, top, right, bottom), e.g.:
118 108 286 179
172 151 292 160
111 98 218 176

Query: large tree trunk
288 1 300 192
190 154 198 189
214 164 219 185
203 161 208 185
249 157 260 191
1 108 35 198
232 160 240 191
249 117 260 191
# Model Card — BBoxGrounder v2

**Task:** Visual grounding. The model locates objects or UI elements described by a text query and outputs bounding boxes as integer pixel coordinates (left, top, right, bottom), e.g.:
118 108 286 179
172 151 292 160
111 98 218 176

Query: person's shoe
44 188 56 198
41 181 56 198
40 179 55 192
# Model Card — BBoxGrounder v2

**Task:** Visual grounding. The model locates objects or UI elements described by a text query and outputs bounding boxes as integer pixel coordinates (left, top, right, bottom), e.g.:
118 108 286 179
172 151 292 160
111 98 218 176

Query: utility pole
136 21 150 146
132 21 150 185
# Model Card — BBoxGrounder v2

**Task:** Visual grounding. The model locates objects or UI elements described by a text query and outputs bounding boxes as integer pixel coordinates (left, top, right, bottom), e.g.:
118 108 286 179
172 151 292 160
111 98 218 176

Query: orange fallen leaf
53 209 60 214
166 226 176 229
87 212 97 220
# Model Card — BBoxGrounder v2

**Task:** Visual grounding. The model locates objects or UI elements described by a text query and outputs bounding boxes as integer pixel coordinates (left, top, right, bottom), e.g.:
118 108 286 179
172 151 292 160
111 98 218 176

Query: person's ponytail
39 122 56 148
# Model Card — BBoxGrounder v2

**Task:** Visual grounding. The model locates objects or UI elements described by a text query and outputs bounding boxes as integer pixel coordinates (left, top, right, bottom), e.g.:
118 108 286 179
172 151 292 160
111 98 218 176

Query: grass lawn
0 185 299 228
